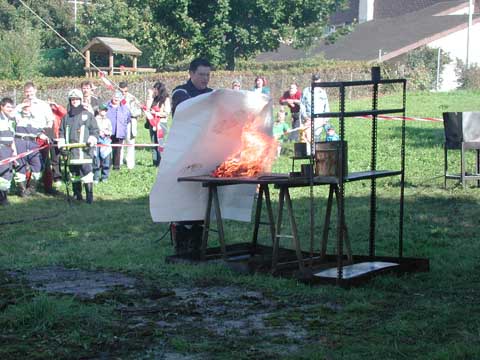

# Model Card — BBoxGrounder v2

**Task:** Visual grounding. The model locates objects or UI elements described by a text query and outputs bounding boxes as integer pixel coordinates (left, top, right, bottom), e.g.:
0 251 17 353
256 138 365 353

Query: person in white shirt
300 74 330 144
118 81 142 169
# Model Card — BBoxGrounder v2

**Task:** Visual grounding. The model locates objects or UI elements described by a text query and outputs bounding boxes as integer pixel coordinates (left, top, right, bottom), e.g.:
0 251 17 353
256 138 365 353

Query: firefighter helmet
67 89 83 101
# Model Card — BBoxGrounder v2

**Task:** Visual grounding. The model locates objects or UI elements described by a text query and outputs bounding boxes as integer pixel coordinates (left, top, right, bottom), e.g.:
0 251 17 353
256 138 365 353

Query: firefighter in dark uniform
58 89 99 204
13 101 49 196
171 58 213 256
0 98 16 205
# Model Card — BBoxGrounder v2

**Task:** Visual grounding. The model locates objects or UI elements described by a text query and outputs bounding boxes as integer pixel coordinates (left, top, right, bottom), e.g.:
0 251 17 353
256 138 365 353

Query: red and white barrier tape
0 144 49 166
96 143 162 148
0 143 162 166
286 114 442 133
355 115 442 122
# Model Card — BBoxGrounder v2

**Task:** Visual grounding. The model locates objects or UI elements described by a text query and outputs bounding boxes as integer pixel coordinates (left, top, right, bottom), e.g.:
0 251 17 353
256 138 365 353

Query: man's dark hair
189 58 211 72
24 81 36 90
119 81 128 89
0 97 14 107
80 80 93 88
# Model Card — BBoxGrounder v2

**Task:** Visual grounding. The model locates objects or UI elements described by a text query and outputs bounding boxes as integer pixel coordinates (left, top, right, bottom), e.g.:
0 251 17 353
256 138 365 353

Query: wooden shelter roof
81 37 142 56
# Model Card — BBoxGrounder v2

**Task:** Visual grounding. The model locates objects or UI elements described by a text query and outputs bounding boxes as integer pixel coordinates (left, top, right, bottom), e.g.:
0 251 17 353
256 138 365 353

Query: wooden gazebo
82 37 155 77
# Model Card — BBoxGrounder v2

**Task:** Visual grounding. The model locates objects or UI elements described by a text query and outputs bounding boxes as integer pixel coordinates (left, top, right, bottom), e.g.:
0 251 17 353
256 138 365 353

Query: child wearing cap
273 108 290 156
93 103 112 182
325 125 340 142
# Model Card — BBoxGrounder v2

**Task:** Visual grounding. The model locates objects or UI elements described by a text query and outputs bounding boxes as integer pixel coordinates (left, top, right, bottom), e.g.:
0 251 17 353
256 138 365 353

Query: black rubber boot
16 182 27 197
72 182 83 201
0 190 9 206
84 183 93 204
172 222 203 257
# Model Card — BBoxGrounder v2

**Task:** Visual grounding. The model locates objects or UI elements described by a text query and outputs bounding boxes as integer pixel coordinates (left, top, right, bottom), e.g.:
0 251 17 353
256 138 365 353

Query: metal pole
436 48 442 91
466 0 473 69
74 0 77 33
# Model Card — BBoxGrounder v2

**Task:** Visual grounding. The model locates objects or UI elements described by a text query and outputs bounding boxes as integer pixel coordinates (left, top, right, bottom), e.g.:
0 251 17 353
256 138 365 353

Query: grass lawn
1 89 480 359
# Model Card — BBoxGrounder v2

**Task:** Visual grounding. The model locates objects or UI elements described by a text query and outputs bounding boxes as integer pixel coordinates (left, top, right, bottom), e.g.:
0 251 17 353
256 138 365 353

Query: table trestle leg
321 184 352 262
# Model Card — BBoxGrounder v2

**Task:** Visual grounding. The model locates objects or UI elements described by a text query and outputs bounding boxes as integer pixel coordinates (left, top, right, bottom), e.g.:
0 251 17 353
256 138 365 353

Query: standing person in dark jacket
171 58 213 116
58 89 99 204
13 101 49 196
170 58 213 256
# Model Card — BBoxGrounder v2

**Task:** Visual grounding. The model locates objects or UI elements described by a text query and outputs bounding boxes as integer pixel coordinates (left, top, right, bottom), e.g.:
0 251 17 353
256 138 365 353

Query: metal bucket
314 141 348 177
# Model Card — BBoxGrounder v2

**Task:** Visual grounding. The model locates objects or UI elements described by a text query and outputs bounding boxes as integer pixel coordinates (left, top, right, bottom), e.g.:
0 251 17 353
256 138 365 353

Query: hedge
0 60 437 107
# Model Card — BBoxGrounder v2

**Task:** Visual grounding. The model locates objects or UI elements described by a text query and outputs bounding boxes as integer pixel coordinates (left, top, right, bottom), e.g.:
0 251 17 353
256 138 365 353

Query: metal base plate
314 261 399 279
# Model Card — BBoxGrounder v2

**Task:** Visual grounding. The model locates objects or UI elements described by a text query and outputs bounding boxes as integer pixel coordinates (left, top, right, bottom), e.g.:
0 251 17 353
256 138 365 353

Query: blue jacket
107 103 131 139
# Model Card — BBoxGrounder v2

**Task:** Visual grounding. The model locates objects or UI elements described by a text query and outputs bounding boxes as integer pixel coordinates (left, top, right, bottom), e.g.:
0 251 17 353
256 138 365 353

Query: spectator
146 81 171 167
300 74 330 143
106 90 131 170
13 101 48 196
272 109 290 156
48 99 67 193
279 83 302 141
58 89 99 204
231 79 241 90
81 80 100 115
325 126 340 142
93 104 112 183
0 98 16 205
118 81 142 169
18 82 54 194
252 76 270 96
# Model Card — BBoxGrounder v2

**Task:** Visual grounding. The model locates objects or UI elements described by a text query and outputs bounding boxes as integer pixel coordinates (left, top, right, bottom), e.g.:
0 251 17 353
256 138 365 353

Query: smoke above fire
212 118 278 178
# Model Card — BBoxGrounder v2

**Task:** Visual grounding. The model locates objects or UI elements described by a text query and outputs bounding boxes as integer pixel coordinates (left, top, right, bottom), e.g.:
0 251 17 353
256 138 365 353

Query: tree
151 0 347 70
1 0 348 76
0 25 42 80
78 0 176 69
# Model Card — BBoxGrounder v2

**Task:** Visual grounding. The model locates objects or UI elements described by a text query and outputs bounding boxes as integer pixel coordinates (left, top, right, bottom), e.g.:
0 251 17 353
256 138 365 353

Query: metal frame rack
303 67 429 285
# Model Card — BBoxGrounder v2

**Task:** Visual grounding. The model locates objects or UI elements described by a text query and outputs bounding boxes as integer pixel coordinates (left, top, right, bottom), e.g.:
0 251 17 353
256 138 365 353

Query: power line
17 0 115 87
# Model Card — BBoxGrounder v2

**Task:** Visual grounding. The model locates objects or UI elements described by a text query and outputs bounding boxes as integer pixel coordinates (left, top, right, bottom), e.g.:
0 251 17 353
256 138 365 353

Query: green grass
1 90 480 359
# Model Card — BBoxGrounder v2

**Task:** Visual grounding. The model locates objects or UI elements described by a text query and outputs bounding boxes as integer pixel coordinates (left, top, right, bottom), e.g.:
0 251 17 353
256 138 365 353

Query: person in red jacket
279 83 302 141
48 99 67 193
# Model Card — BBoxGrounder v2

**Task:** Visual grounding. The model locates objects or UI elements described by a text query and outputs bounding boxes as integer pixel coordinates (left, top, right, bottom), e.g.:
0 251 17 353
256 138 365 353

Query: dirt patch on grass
5 266 335 359
8 266 137 299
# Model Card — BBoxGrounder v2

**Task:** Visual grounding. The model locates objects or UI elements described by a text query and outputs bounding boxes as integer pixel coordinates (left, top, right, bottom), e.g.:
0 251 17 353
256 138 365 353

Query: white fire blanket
149 89 273 222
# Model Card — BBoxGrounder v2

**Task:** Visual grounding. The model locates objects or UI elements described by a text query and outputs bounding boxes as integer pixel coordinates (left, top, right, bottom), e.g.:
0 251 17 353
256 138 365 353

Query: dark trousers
14 139 42 176
0 146 13 190
93 150 110 181
111 136 123 169
149 128 162 167
50 143 62 182
290 112 301 142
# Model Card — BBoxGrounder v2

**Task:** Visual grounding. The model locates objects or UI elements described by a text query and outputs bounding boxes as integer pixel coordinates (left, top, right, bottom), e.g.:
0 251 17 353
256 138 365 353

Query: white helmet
68 89 83 101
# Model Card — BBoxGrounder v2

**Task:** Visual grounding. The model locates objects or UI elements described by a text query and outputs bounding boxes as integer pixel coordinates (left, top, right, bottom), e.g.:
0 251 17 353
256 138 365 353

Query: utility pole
466 0 473 69
67 0 91 33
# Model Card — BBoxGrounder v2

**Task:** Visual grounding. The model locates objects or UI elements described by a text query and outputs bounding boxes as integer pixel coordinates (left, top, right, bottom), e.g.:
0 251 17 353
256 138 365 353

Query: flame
212 120 278 178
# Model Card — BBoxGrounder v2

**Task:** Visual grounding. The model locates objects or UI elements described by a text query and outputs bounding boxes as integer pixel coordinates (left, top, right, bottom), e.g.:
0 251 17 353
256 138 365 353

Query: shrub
455 62 480 89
